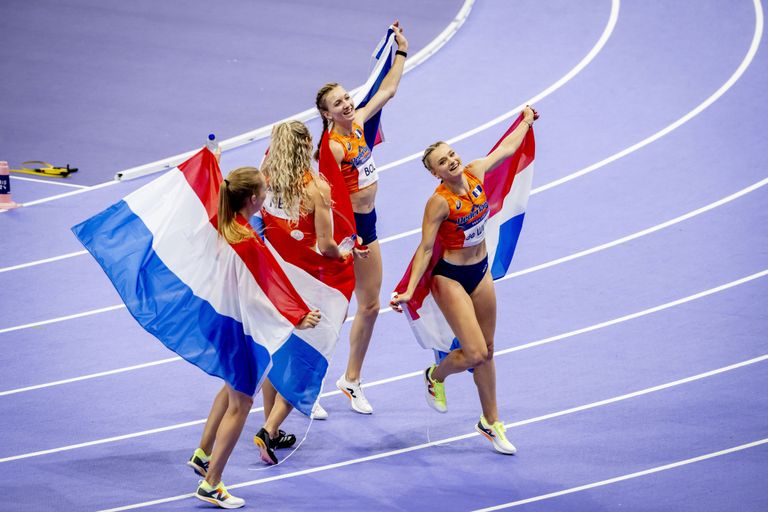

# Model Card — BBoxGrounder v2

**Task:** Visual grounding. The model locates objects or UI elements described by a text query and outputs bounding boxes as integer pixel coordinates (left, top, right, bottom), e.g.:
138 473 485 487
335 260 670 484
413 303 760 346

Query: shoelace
492 421 508 440
352 384 372 406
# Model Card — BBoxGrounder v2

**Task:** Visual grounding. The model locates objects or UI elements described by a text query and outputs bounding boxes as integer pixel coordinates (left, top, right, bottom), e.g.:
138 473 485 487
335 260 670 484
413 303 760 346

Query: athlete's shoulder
327 138 347 161
464 163 480 182
312 176 331 194
426 191 450 217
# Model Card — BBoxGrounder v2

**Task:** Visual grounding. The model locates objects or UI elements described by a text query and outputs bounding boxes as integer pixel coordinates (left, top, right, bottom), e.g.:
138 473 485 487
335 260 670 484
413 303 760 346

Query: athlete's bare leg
346 240 382 381
199 385 229 455
205 385 253 485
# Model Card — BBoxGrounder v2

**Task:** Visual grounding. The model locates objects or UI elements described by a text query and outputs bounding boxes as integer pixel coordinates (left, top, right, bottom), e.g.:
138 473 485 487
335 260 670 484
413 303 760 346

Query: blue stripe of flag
491 213 526 280
358 34 394 148
72 200 271 396
268 333 328 416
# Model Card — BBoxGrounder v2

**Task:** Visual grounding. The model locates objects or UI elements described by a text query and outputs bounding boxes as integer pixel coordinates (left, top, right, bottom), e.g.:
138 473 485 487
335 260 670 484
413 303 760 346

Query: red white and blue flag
72 148 310 397
353 26 397 147
259 132 357 416
395 114 535 358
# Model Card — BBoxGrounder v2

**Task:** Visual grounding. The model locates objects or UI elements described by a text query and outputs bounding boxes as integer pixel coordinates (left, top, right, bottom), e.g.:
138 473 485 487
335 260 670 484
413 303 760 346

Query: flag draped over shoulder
72 148 310 397
352 26 397 147
395 114 536 357
260 134 356 416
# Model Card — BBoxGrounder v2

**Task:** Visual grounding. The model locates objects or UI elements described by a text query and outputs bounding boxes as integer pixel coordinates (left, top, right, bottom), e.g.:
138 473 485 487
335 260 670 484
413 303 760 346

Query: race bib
357 152 378 189
463 210 489 247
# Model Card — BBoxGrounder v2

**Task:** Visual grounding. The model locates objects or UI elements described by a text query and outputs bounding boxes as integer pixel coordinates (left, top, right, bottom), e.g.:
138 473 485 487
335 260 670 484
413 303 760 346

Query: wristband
396 50 408 58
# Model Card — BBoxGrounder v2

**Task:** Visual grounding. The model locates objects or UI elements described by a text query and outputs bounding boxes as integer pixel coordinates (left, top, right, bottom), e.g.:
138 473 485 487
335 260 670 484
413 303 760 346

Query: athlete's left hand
354 236 369 259
389 291 412 313
297 310 322 329
392 20 409 52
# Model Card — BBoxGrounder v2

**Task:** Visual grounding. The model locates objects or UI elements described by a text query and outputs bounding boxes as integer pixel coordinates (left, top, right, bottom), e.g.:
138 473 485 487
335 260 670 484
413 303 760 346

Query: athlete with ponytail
312 21 408 417
188 167 321 508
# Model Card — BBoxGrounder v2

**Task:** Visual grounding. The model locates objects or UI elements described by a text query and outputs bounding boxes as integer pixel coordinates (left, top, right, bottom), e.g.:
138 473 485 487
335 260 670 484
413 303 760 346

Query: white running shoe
311 402 328 420
336 375 373 414
195 480 245 509
475 415 517 455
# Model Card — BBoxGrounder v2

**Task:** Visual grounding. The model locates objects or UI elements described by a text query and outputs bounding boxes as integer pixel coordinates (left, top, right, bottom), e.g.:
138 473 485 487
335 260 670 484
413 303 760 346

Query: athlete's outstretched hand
523 105 540 124
297 310 321 329
392 20 409 52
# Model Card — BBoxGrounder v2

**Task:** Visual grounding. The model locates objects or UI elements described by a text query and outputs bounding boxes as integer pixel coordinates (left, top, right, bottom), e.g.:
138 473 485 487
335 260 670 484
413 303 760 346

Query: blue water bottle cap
208 133 216 141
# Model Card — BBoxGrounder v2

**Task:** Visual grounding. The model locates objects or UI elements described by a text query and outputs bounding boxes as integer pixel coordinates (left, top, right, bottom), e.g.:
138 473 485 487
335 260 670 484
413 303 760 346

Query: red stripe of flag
483 115 536 216
178 148 310 326
318 131 357 242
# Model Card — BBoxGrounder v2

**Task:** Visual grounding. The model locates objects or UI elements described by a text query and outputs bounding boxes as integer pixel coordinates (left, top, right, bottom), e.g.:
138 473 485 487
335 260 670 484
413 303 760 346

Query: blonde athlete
391 106 537 455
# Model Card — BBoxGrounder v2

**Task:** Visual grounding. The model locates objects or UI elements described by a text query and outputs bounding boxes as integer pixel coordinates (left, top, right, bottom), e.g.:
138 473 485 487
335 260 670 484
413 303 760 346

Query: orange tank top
328 122 378 193
435 168 490 250
262 172 317 248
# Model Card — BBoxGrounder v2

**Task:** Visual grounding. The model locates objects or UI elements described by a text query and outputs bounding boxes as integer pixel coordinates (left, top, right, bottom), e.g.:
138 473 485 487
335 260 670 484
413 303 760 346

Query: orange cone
0 161 21 209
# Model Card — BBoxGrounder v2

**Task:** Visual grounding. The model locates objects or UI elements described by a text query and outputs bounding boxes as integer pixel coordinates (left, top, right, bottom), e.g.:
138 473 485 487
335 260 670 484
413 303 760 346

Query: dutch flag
258 130 358 415
72 149 311 397
353 26 397 147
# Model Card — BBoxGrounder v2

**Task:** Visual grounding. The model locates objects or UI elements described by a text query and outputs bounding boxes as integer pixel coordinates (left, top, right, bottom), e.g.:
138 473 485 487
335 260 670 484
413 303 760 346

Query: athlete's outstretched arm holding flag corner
312 21 408 417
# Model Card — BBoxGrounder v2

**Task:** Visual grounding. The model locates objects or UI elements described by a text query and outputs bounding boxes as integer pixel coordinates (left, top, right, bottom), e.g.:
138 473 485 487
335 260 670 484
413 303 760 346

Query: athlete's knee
356 297 381 317
229 393 254 415
464 346 489 367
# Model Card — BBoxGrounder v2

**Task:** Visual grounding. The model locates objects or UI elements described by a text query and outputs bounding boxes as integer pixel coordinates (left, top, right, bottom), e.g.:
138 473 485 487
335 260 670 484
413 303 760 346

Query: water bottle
206 133 219 153
338 235 356 253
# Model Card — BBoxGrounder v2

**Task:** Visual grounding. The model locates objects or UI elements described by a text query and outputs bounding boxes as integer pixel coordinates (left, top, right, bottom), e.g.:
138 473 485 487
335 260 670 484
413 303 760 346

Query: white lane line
499 176 768 282
0 357 182 397
113 0 476 182
0 250 88 274
3 170 765 338
473 438 768 511
3 269 765 463
97 355 768 511
0 305 125 335
495 269 768 356
9 176 88 189
1 179 120 211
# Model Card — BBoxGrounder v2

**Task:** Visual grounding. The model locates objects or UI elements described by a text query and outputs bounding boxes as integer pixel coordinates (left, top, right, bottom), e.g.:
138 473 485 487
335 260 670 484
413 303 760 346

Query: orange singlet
434 167 490 250
262 172 317 249
328 122 378 193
